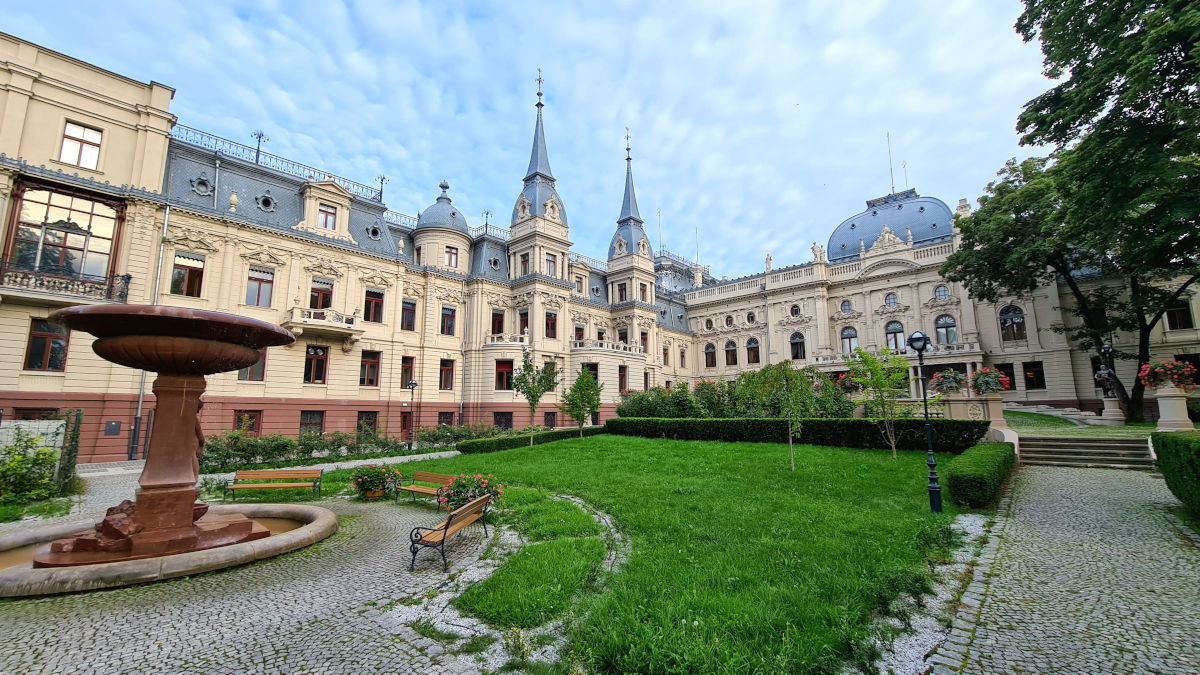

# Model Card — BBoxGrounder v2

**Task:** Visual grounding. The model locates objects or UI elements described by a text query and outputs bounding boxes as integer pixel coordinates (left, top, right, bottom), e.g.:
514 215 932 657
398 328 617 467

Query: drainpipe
212 157 221 209
459 276 467 424
131 203 171 458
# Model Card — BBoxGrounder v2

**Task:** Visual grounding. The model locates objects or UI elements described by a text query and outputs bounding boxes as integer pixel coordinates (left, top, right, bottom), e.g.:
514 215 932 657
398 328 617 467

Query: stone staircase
1019 436 1156 470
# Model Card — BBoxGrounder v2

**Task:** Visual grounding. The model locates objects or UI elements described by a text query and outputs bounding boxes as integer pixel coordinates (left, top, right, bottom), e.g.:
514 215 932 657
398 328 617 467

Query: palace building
2 33 1197 462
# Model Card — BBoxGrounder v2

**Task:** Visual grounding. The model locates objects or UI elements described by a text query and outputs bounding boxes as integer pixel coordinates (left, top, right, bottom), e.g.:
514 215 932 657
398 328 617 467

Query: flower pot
362 490 386 501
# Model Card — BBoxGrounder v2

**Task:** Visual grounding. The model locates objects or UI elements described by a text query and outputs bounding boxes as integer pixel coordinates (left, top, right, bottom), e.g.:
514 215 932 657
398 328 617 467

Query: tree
512 348 559 447
560 368 603 437
845 348 910 459
732 362 814 471
998 0 1200 419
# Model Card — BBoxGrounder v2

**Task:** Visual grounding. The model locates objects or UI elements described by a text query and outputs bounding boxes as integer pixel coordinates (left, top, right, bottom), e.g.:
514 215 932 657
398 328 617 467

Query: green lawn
1004 410 1080 429
1004 410 1197 438
322 435 959 673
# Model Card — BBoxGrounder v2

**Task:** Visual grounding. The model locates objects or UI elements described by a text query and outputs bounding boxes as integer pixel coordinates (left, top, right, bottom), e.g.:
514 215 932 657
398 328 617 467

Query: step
1020 436 1147 447
1019 452 1154 465
1020 449 1153 461
1020 458 1156 471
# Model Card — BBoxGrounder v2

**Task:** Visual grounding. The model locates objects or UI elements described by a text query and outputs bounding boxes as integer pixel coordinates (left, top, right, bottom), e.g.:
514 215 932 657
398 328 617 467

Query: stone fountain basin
0 504 337 597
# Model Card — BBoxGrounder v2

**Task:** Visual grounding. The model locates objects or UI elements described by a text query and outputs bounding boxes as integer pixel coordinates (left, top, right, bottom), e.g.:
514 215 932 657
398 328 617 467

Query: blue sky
8 1 1051 278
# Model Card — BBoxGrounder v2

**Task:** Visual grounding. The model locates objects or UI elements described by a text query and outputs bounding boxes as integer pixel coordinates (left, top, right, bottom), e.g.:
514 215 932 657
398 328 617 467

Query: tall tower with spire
606 129 659 357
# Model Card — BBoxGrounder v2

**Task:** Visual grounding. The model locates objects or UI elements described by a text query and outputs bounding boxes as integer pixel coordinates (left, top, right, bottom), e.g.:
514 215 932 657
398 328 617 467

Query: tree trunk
579 422 584 438
1126 321 1154 423
788 419 795 472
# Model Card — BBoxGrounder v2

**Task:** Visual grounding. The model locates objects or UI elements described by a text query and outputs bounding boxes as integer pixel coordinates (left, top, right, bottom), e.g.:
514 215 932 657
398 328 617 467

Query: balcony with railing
0 262 131 305
281 306 364 347
484 333 527 346
811 342 982 365
568 252 608 272
570 339 645 355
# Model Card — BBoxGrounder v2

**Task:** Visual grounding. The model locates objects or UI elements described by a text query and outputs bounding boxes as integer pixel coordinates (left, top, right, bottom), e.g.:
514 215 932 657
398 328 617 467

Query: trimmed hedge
604 417 990 453
1153 431 1200 516
943 442 1016 508
457 426 606 454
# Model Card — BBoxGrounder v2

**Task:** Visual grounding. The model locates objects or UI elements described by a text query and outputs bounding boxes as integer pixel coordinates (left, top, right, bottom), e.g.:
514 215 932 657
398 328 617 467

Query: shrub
350 464 404 497
605 417 990 453
416 422 507 447
439 472 504 511
929 370 967 395
457 426 605 454
0 430 60 505
943 442 1016 508
199 433 300 471
1153 431 1200 516
1187 398 1200 423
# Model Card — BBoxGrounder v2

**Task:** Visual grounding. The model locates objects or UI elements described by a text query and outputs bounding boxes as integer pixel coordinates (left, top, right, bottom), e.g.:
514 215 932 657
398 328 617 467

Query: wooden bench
223 469 323 501
396 471 454 504
408 494 490 572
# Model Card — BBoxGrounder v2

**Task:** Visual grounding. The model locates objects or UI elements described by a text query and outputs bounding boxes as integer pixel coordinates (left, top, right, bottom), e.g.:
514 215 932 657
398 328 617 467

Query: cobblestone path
0 493 489 673
961 467 1200 674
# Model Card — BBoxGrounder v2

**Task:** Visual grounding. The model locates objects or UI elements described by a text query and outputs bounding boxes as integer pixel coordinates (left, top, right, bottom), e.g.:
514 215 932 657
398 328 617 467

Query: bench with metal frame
408 494 490 572
396 471 454 505
223 469 323 501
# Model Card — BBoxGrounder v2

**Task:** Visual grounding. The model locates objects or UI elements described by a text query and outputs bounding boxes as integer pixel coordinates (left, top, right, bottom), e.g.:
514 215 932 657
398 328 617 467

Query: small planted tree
846 348 911 459
512 348 559 447
560 367 604 437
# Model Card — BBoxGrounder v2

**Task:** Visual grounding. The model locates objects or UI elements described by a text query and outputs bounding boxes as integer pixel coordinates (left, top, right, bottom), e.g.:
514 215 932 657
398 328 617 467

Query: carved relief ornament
777 313 814 326
165 228 219 253
304 260 344 278
360 271 394 289
874 303 910 316
539 291 566 309
924 296 961 309
241 247 287 267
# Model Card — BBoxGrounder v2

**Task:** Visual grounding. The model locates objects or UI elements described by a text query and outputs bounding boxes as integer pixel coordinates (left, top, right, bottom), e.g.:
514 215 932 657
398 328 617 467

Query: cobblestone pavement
0 497 491 673
960 467 1200 674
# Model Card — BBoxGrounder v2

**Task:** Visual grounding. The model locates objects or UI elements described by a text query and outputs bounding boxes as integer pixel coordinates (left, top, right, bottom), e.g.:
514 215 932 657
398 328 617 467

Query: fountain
33 305 296 567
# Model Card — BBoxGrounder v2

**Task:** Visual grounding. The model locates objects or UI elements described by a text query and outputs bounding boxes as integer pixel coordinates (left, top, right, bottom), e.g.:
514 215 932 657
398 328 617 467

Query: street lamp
405 379 418 451
907 330 942 513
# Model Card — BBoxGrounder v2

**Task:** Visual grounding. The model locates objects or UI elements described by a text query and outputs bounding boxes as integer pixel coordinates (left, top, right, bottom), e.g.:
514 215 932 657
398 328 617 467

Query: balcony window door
310 279 333 309
519 310 529 335
491 310 505 335
840 327 858 354
935 315 958 345
575 325 585 340
617 283 627 302
8 187 119 279
884 321 905 351
545 253 557 277
746 338 760 364
545 312 557 338
640 331 648 351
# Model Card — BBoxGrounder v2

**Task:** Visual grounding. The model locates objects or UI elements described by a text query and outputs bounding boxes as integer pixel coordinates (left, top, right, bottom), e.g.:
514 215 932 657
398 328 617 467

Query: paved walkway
958 467 1200 674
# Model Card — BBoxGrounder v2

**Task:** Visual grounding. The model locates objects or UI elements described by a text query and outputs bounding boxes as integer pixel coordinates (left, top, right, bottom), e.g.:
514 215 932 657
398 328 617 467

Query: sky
7 1 1052 279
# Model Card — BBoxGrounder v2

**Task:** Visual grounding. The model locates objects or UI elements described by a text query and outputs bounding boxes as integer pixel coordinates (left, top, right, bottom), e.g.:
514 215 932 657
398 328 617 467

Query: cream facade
1 33 1197 463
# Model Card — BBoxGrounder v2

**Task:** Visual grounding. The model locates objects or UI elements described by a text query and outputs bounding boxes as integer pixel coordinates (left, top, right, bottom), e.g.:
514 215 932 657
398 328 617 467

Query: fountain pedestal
33 307 294 568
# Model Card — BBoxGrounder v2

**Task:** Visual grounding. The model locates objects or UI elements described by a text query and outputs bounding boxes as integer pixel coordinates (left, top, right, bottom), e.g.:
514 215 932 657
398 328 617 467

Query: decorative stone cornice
539 291 566 309
874 303 911 316
777 313 813 326
570 310 591 324
513 291 535 308
924 296 961 309
360 271 394 289
165 228 219 253
833 309 863 321
436 286 464 303
241 247 287 267
305 260 344 278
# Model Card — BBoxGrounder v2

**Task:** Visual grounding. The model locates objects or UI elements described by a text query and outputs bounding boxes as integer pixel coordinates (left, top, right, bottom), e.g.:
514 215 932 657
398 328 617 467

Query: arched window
999 305 1026 341
790 332 806 360
885 293 899 307
885 320 905 351
704 343 716 368
840 300 853 313
840 327 859 354
935 314 958 345
746 337 760 364
935 285 950 301
724 340 738 366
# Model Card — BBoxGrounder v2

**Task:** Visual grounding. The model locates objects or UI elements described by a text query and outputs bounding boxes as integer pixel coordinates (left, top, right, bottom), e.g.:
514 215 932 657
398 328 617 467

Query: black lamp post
907 330 942 513
405 379 418 451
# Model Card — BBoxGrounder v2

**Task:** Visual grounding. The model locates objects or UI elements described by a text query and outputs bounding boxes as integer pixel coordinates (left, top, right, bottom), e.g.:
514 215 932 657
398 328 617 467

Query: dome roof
416 181 470 235
608 221 649 259
827 189 952 262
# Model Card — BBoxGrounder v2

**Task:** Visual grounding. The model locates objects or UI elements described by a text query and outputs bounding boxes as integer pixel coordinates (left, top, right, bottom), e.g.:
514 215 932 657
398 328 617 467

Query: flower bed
970 367 1011 395
1138 360 1197 391
438 473 504 511
929 369 967 395
349 464 403 498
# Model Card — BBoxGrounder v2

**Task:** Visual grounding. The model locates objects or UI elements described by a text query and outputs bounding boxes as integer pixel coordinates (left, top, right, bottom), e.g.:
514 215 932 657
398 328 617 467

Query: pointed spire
618 127 642 225
524 69 554 182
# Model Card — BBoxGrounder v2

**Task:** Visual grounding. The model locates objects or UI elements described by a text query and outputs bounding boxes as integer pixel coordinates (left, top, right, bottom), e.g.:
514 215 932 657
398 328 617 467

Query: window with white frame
59 123 102 170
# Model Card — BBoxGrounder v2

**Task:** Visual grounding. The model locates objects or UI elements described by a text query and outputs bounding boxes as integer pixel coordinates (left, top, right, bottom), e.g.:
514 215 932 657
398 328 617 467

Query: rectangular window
357 411 379 435
640 283 647 302
680 350 686 367
233 410 262 436
1166 305 1195 330
401 300 416 330
363 289 385 323
545 311 557 338
617 283 627 302
246 267 274 307
705 348 716 368
575 276 583 293
726 345 738 366
665 381 672 390
493 412 513 430
618 365 628 393
238 348 266 381
994 363 1016 388
310 279 333 309
318 204 337 230
299 410 324 436
575 325 585 340
438 411 455 426
495 360 514 390
491 310 505 335
663 347 669 366
519 310 529 335
597 329 606 341
618 329 628 344
170 252 204 297
414 246 422 265
24 319 69 371
445 246 458 268
401 356 414 385
1023 361 1046 390
11 188 119 278
439 359 455 390
14 408 58 420
360 350 381 387
545 253 557 277
585 363 599 382
520 253 529 276
643 370 649 390
440 306 456 335
640 331 648 351
59 122 102 170
544 411 557 428
303 345 328 384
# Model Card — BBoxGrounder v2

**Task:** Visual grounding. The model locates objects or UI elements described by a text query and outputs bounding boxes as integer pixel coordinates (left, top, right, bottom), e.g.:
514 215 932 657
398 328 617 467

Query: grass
454 633 497 654
411 618 461 642
0 497 73 523
1003 410 1079 429
324 434 959 674
1005 409 1198 438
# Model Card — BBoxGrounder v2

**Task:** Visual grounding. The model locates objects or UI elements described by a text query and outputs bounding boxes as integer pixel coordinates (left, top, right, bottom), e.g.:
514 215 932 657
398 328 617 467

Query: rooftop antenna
251 130 268 164
376 174 388 201
886 131 896 194
901 161 909 190
482 210 492 225
657 208 662 255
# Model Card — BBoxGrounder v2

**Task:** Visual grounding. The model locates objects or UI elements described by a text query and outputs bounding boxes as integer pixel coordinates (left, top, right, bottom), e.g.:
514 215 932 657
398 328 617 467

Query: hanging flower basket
970 367 1011 395
929 369 967 395
1138 361 1197 391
